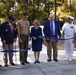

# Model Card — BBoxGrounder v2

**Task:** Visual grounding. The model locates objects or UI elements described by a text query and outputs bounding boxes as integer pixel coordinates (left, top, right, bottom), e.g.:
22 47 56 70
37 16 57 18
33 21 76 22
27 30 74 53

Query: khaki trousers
3 44 13 64
47 40 57 60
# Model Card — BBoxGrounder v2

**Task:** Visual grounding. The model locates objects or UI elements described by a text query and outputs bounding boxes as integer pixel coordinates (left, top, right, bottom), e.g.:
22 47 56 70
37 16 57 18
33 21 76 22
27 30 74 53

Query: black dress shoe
34 61 37 64
4 64 8 67
11 63 15 66
34 60 40 63
37 60 40 63
54 59 58 62
47 59 51 62
25 61 29 64
0 65 2 67
21 62 25 65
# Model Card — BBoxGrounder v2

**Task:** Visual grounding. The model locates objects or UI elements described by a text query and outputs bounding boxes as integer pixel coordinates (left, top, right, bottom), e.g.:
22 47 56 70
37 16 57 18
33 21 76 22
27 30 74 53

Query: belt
50 35 56 38
20 34 28 36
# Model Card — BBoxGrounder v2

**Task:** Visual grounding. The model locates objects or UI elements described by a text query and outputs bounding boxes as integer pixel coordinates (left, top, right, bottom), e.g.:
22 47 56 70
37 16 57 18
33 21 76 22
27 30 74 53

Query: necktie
10 24 13 33
51 22 53 36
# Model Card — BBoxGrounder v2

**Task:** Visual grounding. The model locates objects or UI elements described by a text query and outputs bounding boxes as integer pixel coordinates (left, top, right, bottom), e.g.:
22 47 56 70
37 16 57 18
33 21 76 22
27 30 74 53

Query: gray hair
33 19 40 25
49 14 55 18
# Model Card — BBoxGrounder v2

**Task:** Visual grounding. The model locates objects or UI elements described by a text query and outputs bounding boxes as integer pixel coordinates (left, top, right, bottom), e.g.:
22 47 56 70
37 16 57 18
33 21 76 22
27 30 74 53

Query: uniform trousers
3 44 13 64
19 35 28 63
65 39 74 60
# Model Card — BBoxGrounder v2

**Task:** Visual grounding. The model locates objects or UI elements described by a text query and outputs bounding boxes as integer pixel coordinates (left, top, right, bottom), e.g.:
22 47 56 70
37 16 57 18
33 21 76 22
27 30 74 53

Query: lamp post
54 0 56 20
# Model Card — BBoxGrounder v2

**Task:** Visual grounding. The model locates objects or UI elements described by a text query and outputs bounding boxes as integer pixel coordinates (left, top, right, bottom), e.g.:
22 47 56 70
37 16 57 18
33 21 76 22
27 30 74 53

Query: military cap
68 16 74 20
8 15 16 21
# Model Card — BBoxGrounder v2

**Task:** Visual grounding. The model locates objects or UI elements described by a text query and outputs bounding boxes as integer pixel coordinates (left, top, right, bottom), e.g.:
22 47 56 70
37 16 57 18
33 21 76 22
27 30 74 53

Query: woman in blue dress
30 19 42 63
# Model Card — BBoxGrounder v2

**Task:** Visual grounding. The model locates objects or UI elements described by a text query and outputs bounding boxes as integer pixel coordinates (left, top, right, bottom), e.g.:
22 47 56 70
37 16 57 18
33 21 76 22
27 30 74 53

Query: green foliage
0 0 76 24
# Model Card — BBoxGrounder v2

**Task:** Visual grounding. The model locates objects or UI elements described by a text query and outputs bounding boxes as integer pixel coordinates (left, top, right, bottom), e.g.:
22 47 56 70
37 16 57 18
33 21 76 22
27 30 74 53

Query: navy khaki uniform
17 19 30 64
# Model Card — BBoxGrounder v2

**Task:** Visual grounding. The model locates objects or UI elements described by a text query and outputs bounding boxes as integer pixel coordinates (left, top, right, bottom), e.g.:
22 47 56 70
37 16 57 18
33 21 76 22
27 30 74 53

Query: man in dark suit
1 15 17 67
43 14 61 62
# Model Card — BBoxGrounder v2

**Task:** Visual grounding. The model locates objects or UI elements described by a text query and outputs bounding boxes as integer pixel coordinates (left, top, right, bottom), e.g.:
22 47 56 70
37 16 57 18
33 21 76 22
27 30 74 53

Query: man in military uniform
62 16 76 61
17 12 30 65
1 15 17 67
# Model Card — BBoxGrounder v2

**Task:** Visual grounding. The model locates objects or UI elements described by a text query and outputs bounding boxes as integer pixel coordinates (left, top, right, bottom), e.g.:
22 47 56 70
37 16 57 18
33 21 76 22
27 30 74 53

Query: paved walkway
0 41 76 75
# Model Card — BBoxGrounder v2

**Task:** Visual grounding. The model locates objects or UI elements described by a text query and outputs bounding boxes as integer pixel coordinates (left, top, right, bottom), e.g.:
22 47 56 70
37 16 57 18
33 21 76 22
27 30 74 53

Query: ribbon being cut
0 36 76 53
43 36 76 41
0 48 31 52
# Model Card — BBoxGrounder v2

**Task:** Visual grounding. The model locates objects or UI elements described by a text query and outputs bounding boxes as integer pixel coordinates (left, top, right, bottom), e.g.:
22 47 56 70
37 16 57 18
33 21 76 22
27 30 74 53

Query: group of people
0 12 76 67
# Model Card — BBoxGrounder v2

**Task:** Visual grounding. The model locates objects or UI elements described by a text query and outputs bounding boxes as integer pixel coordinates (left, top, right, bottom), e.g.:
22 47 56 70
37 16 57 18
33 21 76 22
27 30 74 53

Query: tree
0 0 76 24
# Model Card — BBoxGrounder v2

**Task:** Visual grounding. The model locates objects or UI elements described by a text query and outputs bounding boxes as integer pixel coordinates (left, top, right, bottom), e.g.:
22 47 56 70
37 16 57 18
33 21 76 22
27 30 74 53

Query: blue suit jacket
1 21 17 44
43 20 61 42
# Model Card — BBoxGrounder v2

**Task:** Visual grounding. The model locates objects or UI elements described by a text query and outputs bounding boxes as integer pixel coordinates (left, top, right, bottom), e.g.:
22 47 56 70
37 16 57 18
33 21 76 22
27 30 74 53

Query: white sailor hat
68 16 74 20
